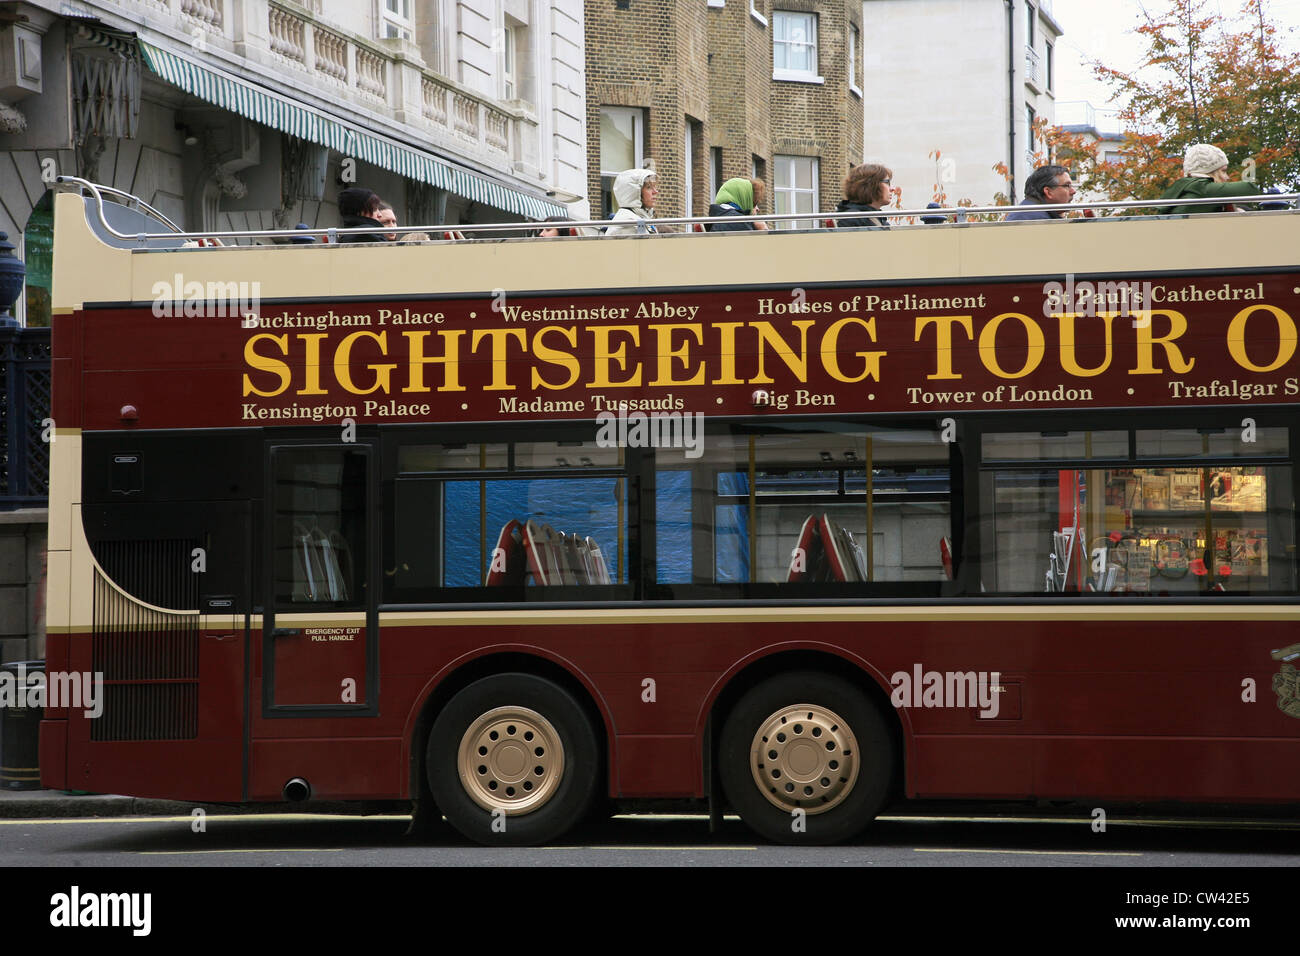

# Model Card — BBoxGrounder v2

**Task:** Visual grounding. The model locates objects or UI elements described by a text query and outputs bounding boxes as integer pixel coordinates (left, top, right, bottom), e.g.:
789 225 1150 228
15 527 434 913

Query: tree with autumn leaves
1036 0 1300 206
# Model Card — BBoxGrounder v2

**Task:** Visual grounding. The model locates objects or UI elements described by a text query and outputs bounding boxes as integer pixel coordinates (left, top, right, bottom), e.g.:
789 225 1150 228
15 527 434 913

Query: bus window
657 423 951 589
273 448 368 606
388 436 631 601
979 427 1296 595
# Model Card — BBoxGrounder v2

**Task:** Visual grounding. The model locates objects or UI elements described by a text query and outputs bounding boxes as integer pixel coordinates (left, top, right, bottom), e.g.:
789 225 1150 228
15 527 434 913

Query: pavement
0 788 409 818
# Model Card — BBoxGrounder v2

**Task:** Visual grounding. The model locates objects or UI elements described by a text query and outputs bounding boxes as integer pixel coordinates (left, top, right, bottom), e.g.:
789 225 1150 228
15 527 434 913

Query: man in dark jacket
1160 144 1262 215
337 187 387 242
1004 165 1075 221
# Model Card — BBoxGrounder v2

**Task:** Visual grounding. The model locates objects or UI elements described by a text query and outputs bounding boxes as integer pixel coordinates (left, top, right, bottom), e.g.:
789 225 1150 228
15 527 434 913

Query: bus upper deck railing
53 176 1299 247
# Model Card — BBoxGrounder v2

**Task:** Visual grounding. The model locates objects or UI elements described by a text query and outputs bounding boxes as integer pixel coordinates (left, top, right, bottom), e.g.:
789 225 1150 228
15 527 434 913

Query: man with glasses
1005 165 1076 221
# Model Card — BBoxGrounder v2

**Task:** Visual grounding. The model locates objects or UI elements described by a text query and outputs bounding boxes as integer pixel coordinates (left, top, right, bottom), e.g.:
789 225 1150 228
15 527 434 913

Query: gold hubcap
750 704 859 814
458 706 564 815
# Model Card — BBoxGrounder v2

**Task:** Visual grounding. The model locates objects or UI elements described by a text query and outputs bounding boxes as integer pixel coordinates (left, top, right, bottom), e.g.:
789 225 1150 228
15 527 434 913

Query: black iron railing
0 327 52 508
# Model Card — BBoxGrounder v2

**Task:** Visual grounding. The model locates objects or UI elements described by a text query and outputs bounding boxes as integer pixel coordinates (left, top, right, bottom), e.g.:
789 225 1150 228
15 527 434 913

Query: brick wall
586 0 861 220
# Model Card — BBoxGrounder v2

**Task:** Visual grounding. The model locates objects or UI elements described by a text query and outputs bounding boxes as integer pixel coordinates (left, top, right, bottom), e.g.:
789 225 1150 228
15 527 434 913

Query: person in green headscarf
707 177 769 232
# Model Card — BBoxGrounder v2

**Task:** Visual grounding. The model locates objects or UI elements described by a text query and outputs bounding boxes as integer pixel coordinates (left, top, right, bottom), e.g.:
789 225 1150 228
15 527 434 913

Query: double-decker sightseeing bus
39 179 1300 845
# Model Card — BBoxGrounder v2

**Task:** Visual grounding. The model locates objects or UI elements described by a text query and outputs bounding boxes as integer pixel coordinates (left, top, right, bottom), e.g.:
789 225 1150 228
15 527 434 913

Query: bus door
263 444 378 716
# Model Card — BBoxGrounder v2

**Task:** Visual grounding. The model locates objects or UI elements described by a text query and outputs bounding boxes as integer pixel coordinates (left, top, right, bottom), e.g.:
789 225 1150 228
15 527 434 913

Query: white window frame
773 11 821 83
1026 2 1036 47
1026 104 1036 151
502 25 517 99
381 0 414 40
1045 41 1053 93
848 23 861 97
684 122 694 216
750 0 767 27
709 147 722 200
600 106 646 176
708 0 726 9
773 155 818 231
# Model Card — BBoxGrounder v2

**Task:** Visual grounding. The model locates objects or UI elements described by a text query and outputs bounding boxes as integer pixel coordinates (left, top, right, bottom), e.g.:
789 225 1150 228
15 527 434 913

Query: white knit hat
1184 143 1229 178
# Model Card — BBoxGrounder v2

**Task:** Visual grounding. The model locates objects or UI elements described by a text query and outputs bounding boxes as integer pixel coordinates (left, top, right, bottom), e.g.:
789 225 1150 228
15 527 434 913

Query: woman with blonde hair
707 177 769 231
836 164 893 229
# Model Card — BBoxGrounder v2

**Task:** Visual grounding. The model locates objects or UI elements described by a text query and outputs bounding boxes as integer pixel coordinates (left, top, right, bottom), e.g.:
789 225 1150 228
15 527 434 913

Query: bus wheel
427 673 599 846
719 671 894 845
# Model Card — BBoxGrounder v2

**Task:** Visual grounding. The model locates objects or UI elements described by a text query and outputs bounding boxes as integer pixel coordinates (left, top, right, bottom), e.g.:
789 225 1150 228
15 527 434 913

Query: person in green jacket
1160 144 1260 215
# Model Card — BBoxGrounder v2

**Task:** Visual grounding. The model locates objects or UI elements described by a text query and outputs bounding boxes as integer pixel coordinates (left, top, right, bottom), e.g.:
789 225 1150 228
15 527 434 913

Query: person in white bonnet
1160 143 1261 215
604 168 658 236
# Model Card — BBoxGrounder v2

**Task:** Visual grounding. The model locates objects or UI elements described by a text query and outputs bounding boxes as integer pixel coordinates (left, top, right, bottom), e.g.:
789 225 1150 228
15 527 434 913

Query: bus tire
719 671 894 845
427 673 599 846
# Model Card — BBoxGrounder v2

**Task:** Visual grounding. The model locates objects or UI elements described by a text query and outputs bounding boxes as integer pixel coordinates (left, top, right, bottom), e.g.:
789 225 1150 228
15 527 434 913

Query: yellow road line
139 848 344 855
915 848 1141 857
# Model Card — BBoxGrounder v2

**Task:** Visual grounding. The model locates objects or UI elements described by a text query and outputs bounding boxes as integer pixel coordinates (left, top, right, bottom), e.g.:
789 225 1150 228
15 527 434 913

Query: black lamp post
0 232 25 328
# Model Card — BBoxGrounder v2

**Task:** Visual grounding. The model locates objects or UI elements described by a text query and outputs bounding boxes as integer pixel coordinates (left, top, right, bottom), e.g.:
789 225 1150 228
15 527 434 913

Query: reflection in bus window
658 424 951 586
390 437 629 599
274 448 367 606
980 428 1296 594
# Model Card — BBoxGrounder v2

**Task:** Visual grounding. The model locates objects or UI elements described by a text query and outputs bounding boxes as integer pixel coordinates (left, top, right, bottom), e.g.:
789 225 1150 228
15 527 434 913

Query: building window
710 147 723 199
1026 104 1036 151
750 0 767 26
1026 2 1035 47
752 154 767 186
684 122 693 216
849 23 861 96
773 12 819 81
1045 42 1053 92
600 106 647 216
774 155 817 230
502 26 517 99
382 0 414 39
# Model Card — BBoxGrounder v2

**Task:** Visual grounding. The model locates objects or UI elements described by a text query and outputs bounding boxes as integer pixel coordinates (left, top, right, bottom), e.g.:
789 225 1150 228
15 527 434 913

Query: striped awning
138 41 565 221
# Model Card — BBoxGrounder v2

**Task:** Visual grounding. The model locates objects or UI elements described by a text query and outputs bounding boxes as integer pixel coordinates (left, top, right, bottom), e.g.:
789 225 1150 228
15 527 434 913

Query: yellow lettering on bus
585 325 642 388
648 323 705 387
471 328 527 391
822 317 886 383
404 330 466 393
750 320 814 384
242 333 291 397
1130 309 1194 375
710 322 744 385
978 313 1045 379
297 333 328 395
1056 313 1117 377
334 330 395 395
530 325 580 390
1227 304 1297 373
915 315 974 380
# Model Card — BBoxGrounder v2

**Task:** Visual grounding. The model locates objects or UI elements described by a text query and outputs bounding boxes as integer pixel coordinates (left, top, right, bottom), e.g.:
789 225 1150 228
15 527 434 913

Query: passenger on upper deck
538 215 575 238
374 202 399 241
604 169 658 236
707 178 769 231
1004 165 1076 221
337 187 387 243
1161 144 1263 215
835 164 893 229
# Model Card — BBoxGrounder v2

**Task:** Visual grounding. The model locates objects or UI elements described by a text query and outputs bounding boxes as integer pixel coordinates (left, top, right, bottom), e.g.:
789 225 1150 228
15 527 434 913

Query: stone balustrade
111 0 535 174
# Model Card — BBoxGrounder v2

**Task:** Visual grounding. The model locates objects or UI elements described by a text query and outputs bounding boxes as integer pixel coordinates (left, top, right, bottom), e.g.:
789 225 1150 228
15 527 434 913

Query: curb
0 791 410 819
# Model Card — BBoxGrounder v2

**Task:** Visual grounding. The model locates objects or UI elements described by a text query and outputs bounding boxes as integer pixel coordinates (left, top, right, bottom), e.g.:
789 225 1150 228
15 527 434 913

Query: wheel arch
403 646 615 803
701 644 911 804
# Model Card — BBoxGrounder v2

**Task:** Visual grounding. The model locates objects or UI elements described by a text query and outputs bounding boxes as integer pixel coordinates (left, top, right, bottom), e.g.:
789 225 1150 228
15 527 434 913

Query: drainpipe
1005 0 1016 203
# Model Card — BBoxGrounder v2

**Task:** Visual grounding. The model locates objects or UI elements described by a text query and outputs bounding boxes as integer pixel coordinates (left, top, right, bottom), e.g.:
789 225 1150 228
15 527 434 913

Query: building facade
0 0 589 327
861 0 1063 210
585 0 864 225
